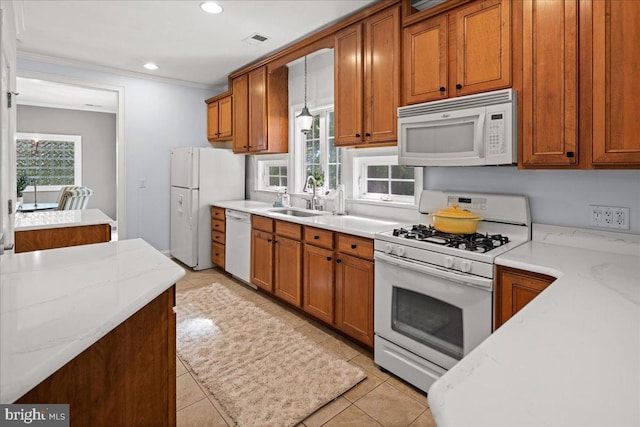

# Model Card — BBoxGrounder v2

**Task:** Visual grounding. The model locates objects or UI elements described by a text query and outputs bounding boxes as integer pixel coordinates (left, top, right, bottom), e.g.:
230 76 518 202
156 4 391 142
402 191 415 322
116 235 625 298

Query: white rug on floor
176 283 366 427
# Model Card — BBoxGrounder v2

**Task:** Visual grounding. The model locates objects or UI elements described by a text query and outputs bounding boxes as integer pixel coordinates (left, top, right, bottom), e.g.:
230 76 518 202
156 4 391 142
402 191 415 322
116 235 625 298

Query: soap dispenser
281 189 290 208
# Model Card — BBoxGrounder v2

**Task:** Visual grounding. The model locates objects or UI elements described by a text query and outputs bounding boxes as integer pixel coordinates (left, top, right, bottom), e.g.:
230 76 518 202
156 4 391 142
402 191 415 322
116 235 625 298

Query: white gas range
373 190 530 393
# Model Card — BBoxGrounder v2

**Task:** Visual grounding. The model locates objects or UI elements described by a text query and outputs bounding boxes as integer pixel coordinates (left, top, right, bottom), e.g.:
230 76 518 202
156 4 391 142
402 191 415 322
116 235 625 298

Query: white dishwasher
225 210 251 283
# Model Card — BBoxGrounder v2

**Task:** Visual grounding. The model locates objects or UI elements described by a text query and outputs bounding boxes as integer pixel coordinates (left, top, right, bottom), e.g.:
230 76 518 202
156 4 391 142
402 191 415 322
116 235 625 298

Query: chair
55 185 83 207
57 187 94 210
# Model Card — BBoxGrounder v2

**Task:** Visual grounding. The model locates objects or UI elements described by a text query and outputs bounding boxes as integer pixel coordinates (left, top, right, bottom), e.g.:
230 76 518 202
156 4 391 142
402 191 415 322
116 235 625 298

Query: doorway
16 72 125 239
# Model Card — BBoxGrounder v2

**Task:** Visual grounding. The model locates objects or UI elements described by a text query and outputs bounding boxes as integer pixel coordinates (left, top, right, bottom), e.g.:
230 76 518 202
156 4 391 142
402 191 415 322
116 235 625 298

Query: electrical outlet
589 205 630 230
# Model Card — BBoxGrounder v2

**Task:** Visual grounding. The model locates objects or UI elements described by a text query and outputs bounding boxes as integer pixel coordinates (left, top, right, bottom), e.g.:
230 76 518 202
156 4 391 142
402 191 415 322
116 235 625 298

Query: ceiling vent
242 33 270 46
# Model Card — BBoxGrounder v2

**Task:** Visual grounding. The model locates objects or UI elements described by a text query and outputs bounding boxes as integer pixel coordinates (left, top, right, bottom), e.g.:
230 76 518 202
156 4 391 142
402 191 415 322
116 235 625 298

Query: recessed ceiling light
200 2 223 14
143 63 159 70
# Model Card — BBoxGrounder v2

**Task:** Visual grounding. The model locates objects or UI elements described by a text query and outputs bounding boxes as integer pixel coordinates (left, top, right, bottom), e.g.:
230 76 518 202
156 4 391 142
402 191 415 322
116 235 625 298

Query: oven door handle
375 252 492 290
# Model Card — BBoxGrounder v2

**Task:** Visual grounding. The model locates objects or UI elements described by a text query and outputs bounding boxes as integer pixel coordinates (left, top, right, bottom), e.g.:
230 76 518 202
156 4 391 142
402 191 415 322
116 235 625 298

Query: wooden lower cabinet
15 223 111 253
17 286 177 427
274 236 303 307
335 253 374 347
251 229 274 292
494 265 556 330
303 244 335 324
211 207 226 268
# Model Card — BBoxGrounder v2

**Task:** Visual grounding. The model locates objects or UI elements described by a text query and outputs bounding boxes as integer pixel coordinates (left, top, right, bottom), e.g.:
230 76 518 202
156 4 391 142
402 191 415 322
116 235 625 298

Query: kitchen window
353 155 422 205
299 108 341 192
16 133 82 191
256 159 288 191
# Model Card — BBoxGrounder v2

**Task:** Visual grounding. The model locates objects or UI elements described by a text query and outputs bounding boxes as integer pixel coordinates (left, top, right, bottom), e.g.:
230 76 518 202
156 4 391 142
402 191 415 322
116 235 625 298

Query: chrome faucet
303 175 320 210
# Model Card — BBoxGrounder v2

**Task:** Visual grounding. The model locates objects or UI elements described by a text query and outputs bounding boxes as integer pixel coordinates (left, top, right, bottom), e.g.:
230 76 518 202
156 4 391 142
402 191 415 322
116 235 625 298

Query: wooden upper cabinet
207 101 219 140
249 67 268 152
364 5 400 144
335 5 400 147
521 0 579 167
592 0 640 166
454 0 511 96
218 96 232 139
233 66 288 154
402 0 510 104
335 23 364 146
232 74 249 153
404 14 448 104
206 95 232 142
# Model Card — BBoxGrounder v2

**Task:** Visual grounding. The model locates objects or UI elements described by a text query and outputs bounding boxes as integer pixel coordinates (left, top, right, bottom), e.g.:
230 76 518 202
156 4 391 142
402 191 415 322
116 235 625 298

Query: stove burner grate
392 224 510 253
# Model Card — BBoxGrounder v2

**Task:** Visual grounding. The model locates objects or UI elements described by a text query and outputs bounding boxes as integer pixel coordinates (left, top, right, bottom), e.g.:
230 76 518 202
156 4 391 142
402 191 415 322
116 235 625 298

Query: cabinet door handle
365 132 371 137
567 151 575 158
355 133 361 138
274 240 278 244
243 145 248 148
351 244 357 249
456 84 462 90
267 238 272 242
336 259 342 264
326 256 332 261
439 86 446 92
214 236 219 239
314 235 320 240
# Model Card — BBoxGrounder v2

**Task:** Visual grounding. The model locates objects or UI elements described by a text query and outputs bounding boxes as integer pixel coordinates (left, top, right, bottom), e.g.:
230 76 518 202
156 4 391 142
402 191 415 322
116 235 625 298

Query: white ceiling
17 77 119 113
16 0 376 90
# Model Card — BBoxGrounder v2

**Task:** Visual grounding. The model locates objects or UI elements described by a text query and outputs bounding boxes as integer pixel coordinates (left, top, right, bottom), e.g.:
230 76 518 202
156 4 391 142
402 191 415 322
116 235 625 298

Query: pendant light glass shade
297 56 313 134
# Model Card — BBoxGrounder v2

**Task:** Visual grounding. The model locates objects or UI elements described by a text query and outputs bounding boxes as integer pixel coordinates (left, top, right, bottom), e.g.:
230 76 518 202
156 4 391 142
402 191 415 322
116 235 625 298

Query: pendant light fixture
296 56 313 134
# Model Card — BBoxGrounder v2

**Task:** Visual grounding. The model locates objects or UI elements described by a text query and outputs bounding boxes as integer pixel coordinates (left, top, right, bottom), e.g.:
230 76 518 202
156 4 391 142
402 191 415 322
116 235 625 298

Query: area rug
175 283 366 427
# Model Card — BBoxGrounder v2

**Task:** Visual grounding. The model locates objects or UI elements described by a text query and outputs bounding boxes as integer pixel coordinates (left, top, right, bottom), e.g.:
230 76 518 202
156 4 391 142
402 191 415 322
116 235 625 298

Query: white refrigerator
170 147 245 270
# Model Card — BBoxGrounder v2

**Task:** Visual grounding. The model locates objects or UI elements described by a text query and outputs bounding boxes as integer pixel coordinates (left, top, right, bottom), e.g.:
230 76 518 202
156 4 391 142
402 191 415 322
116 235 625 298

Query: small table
17 202 58 212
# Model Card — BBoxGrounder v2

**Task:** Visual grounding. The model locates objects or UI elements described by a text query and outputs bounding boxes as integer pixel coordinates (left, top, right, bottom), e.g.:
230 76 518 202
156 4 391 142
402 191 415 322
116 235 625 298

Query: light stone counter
15 208 113 231
428 224 640 427
212 200 407 238
0 239 185 403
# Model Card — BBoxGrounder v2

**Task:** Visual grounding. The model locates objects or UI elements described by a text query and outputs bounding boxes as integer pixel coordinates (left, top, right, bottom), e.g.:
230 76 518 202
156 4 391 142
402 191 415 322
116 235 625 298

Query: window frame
255 158 289 192
16 132 82 192
352 154 423 206
296 106 341 194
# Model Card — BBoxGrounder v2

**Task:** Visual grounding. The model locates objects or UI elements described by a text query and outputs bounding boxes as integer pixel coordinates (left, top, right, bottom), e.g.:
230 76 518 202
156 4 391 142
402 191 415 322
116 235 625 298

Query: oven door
374 252 492 370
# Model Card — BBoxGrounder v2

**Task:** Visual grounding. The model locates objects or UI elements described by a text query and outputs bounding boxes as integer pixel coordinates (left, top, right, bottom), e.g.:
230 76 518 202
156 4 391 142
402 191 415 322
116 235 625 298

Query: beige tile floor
175 265 437 427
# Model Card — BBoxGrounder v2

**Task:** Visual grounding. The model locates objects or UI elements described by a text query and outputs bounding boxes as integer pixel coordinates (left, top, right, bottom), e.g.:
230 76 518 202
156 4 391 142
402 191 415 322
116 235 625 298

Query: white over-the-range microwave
398 89 517 167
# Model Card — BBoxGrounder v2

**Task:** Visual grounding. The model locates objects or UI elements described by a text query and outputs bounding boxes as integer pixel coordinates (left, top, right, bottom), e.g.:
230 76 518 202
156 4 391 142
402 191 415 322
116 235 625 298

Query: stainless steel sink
268 208 324 218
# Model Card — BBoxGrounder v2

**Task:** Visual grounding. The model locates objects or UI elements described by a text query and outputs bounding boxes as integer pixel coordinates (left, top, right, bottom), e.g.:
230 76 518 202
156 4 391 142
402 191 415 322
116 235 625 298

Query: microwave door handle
374 252 492 290
477 113 486 158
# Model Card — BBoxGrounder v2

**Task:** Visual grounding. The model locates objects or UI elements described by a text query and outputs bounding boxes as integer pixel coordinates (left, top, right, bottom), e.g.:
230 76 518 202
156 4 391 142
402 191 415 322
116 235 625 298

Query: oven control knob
444 256 454 268
461 260 472 273
396 246 406 257
384 243 393 254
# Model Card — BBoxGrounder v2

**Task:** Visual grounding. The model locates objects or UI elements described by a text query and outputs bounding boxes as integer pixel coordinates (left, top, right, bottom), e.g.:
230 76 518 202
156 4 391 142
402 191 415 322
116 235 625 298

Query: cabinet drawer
211 230 226 244
211 219 226 233
303 226 334 249
275 220 302 240
337 234 373 260
211 241 225 268
211 206 225 220
252 215 273 232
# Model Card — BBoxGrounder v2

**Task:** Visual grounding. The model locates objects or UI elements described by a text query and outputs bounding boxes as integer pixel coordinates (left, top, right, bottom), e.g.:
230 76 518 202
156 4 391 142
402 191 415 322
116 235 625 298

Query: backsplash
424 166 640 234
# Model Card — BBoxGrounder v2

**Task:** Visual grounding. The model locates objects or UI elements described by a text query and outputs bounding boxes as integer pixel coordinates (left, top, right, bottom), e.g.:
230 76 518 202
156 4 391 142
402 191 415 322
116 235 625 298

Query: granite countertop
0 239 185 403
212 200 407 238
15 209 113 232
428 224 640 427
